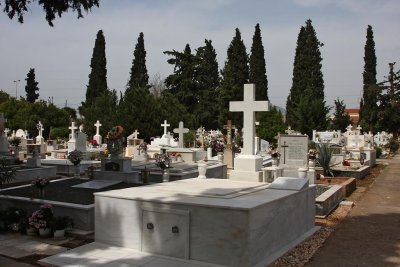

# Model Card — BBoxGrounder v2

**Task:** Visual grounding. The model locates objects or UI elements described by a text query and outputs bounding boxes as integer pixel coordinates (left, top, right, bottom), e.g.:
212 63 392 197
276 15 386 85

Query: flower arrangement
268 146 280 158
89 139 98 147
212 140 225 153
31 177 50 189
154 153 171 169
28 203 54 229
107 126 124 140
139 142 148 152
67 149 83 165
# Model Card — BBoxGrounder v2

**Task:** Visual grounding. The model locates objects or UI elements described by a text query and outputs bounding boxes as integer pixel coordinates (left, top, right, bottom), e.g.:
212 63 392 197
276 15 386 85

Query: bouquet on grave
31 177 50 189
268 145 280 158
28 203 54 229
67 149 83 165
139 142 148 152
155 153 171 169
9 137 21 147
212 140 225 153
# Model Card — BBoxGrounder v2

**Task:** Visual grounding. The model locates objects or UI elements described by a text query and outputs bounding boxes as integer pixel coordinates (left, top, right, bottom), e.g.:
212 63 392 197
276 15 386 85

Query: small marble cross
69 122 78 140
173 121 189 148
161 120 170 136
94 120 102 135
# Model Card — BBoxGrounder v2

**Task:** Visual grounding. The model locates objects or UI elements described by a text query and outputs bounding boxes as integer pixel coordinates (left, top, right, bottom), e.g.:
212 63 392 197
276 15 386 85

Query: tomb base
229 154 263 182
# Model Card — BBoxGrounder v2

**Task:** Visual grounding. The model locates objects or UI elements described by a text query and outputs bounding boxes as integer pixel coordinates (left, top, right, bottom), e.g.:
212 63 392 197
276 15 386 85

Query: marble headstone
278 134 308 167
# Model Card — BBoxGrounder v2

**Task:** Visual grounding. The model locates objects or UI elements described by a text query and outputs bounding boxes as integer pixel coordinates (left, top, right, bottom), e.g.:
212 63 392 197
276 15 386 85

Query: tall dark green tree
330 98 352 132
164 44 198 127
195 39 220 129
25 68 39 103
377 63 400 138
286 19 329 137
83 30 108 108
2 0 99 26
249 23 268 101
256 106 286 145
218 28 249 128
359 25 378 133
127 32 149 90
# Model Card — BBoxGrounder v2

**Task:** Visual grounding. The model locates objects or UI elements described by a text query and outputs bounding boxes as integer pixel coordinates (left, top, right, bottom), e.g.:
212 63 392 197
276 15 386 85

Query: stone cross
346 124 353 133
4 128 10 136
94 120 102 135
356 125 362 134
285 126 295 135
281 141 289 164
79 125 84 132
224 120 236 145
69 122 78 140
173 121 189 148
229 84 269 155
132 129 140 139
37 121 44 137
0 113 7 133
161 120 170 136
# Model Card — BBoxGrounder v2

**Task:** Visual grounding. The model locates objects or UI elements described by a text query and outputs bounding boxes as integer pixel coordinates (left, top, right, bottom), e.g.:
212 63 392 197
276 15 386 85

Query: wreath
107 126 124 140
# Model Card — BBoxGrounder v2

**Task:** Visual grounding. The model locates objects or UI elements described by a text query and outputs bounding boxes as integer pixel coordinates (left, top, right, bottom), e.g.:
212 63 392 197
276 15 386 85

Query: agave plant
316 143 334 177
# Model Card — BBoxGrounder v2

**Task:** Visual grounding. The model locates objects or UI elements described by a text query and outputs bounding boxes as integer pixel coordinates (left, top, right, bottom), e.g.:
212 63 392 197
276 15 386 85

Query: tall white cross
0 113 7 133
94 120 102 135
4 128 10 136
173 121 189 148
229 84 269 155
69 122 78 140
37 121 44 137
132 129 140 139
161 120 170 136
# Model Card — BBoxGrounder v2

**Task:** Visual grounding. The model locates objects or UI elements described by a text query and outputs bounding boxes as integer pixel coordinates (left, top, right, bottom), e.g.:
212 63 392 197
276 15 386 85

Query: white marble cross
69 122 78 140
94 120 102 135
229 84 269 155
0 113 7 133
79 125 84 132
173 121 189 148
4 128 10 136
161 120 170 136
285 126 295 135
346 124 353 133
132 129 140 139
37 121 44 137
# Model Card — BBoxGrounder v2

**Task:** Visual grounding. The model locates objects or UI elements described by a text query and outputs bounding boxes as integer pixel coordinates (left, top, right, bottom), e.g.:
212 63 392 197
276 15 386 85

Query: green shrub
375 147 382 158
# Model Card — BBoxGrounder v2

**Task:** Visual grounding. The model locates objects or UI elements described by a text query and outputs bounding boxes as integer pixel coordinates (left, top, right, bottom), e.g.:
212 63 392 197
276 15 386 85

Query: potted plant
67 149 83 178
31 177 50 199
5 207 26 232
0 157 16 189
53 216 73 238
28 203 54 237
316 143 334 181
155 152 172 182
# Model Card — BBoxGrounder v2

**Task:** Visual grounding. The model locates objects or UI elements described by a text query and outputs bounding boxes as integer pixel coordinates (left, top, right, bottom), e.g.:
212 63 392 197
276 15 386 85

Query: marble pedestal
95 178 317 267
229 154 263 182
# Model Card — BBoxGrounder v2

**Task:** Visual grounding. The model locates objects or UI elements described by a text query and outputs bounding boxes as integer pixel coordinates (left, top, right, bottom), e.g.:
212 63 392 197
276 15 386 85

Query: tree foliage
127 32 149 90
218 28 249 129
195 39 220 129
359 25 378 133
25 68 39 103
249 23 268 101
376 63 400 138
286 19 329 137
256 106 286 145
330 98 351 132
2 0 99 26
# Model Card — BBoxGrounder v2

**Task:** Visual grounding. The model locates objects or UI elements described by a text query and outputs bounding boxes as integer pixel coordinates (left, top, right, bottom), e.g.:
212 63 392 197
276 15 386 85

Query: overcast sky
1 0 399 111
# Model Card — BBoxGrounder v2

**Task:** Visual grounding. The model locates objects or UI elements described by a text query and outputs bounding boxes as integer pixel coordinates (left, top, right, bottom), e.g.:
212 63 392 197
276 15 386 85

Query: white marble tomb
95 178 317 267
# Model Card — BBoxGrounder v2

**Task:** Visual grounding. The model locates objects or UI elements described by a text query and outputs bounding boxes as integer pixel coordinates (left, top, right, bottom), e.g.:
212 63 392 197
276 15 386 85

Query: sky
0 0 399 112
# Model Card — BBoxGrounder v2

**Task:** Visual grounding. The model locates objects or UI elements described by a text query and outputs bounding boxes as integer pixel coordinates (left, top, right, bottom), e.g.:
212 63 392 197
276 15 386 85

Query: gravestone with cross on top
94 120 103 145
228 84 269 182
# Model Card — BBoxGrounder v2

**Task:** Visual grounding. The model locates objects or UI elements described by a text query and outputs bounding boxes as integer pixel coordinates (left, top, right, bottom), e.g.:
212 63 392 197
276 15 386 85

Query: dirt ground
269 162 387 267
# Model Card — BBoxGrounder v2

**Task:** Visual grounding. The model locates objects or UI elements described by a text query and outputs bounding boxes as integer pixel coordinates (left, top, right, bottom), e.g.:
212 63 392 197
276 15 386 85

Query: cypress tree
25 68 39 103
286 19 329 137
84 30 108 107
359 25 378 133
164 44 198 126
128 32 149 90
249 23 268 101
195 39 220 129
218 28 249 128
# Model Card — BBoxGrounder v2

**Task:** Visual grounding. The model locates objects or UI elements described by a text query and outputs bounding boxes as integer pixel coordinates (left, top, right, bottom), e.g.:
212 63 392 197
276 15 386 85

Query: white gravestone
278 134 308 168
68 121 78 153
0 114 9 155
173 121 189 148
35 121 44 144
229 84 270 182
94 120 102 145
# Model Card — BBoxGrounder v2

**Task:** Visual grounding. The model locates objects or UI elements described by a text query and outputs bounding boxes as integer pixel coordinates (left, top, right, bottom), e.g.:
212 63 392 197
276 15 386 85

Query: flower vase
74 164 80 178
308 159 315 169
39 227 52 237
162 168 170 182
217 152 224 163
